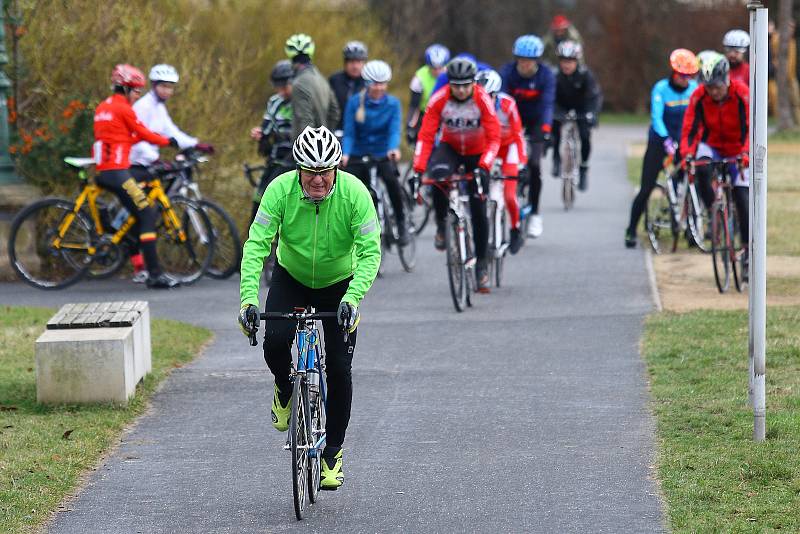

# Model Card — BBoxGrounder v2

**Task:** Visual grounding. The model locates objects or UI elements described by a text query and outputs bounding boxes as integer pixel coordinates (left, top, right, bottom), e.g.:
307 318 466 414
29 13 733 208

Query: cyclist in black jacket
551 40 602 191
329 41 368 133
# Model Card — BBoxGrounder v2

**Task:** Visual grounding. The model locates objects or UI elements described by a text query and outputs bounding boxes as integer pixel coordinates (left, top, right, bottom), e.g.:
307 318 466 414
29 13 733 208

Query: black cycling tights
96 169 161 276
526 141 543 214
551 118 592 164
627 134 670 235
345 158 406 223
427 142 489 262
694 165 750 245
263 264 357 452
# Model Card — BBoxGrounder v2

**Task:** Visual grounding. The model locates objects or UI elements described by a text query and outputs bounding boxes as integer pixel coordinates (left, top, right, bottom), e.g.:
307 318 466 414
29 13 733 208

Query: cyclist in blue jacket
341 60 408 245
625 49 699 248
500 34 555 239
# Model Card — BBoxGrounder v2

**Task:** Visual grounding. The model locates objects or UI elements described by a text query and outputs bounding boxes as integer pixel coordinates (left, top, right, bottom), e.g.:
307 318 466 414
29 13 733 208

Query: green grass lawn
644 306 800 533
0 306 212 533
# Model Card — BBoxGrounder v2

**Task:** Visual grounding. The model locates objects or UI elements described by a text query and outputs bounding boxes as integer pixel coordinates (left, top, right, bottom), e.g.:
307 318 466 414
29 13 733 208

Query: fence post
748 1 768 443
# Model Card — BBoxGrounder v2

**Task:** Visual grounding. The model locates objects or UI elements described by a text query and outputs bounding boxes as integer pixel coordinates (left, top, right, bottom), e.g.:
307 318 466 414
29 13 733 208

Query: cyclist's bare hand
387 149 401 162
250 127 263 141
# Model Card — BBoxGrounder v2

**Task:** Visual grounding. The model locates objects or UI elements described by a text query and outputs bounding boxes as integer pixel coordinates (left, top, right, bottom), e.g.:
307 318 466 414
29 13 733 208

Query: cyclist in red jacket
680 53 750 274
475 69 527 255
93 64 179 289
412 57 501 292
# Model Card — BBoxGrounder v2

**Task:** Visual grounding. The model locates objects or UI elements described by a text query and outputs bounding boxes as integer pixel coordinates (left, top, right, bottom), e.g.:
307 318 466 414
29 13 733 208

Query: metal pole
0 8 20 185
748 1 767 443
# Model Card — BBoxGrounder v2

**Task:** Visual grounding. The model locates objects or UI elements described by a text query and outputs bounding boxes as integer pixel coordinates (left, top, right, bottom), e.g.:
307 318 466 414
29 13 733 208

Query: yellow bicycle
8 157 214 289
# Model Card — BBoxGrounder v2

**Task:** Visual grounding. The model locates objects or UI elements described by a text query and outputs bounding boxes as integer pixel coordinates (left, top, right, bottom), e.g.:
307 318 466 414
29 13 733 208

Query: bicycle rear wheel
290 377 309 520
8 198 93 290
644 183 671 254
398 188 417 272
445 213 467 312
156 196 214 284
711 203 731 293
198 199 241 280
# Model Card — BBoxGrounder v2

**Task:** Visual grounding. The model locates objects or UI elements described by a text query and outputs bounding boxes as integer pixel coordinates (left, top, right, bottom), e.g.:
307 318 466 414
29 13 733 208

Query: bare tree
776 0 797 130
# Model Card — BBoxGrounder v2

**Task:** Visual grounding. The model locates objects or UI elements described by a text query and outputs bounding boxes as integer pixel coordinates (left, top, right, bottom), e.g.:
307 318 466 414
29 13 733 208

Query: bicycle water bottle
306 369 319 394
110 206 130 230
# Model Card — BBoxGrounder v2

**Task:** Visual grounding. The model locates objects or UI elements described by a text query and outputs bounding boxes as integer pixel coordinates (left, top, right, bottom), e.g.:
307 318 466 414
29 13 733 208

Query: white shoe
527 215 543 238
132 270 149 284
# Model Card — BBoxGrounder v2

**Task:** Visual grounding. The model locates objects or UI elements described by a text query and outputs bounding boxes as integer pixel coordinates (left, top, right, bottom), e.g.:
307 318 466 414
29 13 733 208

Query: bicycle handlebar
247 310 344 346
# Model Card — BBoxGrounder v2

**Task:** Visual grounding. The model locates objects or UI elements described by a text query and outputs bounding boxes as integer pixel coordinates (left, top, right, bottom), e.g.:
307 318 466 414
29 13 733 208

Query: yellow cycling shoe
320 450 344 490
271 384 291 432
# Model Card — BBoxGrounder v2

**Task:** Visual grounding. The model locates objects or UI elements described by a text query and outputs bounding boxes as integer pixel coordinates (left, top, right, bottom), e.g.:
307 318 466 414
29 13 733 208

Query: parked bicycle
160 148 241 279
692 157 746 293
248 307 341 520
421 167 480 312
7 157 214 289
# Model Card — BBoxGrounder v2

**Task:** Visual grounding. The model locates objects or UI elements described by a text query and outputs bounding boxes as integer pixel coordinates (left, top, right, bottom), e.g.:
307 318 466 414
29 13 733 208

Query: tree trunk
776 0 796 131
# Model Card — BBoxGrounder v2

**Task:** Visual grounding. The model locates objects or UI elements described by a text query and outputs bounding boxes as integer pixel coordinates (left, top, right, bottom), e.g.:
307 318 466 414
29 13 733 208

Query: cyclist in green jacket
405 43 450 145
238 125 380 491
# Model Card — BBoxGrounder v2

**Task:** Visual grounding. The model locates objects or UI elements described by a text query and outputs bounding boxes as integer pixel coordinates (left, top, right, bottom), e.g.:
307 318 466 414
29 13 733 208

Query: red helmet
551 15 570 31
669 49 699 76
111 64 146 88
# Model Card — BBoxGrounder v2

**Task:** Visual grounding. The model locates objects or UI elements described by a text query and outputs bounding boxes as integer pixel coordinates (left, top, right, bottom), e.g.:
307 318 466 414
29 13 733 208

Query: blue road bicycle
249 307 339 520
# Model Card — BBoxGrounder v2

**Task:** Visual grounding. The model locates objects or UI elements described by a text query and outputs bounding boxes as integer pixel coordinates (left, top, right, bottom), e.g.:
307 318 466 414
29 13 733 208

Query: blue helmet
513 35 544 59
425 44 451 69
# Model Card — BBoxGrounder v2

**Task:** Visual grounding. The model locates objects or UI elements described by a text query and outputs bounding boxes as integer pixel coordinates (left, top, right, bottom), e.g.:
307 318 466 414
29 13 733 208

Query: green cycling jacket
240 169 381 308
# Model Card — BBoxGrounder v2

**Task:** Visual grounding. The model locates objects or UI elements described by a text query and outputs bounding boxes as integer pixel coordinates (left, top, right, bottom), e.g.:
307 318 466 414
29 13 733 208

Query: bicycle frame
423 171 476 269
53 178 189 254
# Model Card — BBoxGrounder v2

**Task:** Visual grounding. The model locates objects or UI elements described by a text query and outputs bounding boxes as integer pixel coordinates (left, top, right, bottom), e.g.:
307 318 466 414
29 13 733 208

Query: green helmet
285 33 315 60
699 52 730 86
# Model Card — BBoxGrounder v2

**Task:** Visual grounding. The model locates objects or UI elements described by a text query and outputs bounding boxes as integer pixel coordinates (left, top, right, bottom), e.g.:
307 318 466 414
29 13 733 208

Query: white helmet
293 126 342 170
362 60 392 83
723 29 750 49
697 50 719 69
149 64 179 83
475 69 502 95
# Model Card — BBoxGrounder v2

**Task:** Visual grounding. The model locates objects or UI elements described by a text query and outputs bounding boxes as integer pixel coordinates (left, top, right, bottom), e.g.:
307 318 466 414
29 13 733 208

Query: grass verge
644 306 800 532
0 305 212 533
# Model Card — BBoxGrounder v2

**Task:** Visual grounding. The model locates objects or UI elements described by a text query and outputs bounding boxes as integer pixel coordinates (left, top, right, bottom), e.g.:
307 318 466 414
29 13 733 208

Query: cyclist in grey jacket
285 33 340 140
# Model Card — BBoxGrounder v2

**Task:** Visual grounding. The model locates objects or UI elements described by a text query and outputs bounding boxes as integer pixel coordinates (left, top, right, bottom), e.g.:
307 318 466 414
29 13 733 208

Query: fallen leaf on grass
51 454 62 461
62 429 74 440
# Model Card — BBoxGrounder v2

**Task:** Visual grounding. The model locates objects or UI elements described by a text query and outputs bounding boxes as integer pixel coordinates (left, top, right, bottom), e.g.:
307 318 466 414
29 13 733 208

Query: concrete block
36 327 136 405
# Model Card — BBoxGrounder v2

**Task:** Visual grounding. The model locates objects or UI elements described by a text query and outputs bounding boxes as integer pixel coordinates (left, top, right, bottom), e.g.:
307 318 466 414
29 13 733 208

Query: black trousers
96 169 161 275
263 264 357 449
551 118 592 165
345 158 406 223
426 142 489 262
627 133 681 234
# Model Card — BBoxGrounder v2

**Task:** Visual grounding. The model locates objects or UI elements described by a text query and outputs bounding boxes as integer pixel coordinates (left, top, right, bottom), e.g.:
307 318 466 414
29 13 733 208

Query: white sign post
748 1 768 443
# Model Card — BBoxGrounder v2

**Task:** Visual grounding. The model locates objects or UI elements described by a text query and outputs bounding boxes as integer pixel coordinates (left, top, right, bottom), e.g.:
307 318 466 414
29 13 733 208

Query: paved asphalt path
1 125 665 533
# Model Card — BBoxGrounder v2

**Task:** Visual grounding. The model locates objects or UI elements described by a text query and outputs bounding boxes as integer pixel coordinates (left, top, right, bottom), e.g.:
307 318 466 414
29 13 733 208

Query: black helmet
447 57 477 84
270 60 294 86
343 40 368 61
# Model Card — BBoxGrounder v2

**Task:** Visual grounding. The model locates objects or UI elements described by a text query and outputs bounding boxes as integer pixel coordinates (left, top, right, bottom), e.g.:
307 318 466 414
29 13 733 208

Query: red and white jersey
496 92 527 166
413 84 501 172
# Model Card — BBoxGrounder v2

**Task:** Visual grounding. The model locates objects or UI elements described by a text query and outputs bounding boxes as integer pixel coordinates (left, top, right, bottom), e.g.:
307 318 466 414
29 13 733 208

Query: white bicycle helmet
723 29 750 50
293 126 342 171
475 69 502 95
149 64 179 83
361 60 392 83
557 40 583 60
697 50 719 69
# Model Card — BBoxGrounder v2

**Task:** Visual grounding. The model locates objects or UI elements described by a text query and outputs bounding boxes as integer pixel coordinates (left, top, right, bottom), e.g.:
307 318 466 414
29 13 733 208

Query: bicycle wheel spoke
156 197 214 284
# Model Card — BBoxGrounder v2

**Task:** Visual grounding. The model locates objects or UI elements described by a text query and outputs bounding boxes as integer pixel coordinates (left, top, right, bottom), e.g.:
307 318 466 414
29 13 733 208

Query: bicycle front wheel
198 199 241 280
687 185 710 253
405 165 431 234
306 375 325 504
729 196 744 293
445 213 467 312
495 207 506 288
711 203 731 293
8 198 93 290
398 188 417 272
156 196 214 284
644 183 671 255
290 377 309 520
